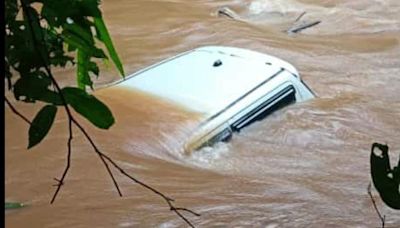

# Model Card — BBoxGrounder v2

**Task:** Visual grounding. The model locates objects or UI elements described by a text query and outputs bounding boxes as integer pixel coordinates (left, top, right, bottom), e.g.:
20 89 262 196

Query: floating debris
5 202 25 210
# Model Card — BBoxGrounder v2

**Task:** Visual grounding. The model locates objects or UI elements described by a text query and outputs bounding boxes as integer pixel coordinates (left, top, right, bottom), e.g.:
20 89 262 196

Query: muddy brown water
5 0 400 227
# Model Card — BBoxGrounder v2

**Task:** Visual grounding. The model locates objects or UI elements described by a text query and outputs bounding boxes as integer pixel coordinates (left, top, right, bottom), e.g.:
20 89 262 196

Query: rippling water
5 0 400 227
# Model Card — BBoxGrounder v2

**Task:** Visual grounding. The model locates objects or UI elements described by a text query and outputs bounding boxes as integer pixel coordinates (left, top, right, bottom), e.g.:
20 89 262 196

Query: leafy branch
370 143 400 209
369 142 400 227
6 0 199 226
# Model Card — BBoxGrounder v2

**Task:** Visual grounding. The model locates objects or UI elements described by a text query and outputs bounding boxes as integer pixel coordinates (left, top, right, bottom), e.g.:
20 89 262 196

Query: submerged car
114 46 315 153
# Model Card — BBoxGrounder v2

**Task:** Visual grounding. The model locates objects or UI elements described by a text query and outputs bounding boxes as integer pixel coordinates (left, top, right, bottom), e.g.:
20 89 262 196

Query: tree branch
20 1 200 226
50 118 73 203
72 118 200 227
4 96 32 125
20 0 122 201
368 183 385 228
71 117 123 197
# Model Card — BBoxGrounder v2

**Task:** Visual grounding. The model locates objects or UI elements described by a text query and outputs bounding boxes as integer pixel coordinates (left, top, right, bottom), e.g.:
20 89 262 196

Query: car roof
115 46 299 116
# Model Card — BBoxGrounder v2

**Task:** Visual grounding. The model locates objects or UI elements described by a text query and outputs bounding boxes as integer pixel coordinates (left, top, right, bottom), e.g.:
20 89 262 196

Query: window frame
230 84 296 131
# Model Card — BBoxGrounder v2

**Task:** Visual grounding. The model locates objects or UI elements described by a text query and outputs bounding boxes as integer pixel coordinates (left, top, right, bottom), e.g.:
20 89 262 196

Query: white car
114 46 315 153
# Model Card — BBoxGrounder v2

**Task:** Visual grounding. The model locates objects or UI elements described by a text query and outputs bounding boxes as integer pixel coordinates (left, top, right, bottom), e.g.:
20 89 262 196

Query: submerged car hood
115 46 298 116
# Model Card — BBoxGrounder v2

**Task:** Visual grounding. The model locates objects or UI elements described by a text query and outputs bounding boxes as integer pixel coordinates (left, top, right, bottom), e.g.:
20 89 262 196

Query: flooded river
5 0 400 227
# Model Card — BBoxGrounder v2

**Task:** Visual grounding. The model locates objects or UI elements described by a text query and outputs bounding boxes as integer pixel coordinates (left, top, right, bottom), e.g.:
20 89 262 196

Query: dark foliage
370 143 400 210
5 0 124 147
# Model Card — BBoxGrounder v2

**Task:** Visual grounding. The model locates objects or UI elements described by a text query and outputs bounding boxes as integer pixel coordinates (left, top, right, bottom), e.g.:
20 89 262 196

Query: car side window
196 85 297 149
231 85 296 131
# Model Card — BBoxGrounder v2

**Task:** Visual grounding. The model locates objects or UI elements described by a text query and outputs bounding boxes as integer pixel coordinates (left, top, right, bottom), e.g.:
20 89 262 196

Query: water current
5 0 400 227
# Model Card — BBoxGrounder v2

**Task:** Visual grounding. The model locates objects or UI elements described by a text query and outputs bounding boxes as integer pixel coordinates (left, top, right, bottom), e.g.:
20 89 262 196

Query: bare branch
175 207 201 217
50 118 73 204
72 119 200 227
368 183 386 228
171 208 196 228
71 118 123 196
5 96 32 125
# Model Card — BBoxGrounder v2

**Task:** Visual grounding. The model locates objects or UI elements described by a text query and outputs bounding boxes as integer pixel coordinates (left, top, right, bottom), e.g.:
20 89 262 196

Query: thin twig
295 11 306 22
368 183 385 228
175 207 201 216
73 120 200 227
71 118 123 197
50 118 73 203
4 96 32 125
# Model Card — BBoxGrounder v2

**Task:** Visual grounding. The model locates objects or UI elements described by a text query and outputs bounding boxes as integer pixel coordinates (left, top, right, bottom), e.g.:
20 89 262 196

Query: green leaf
64 21 94 46
41 3 61 27
5 0 18 22
23 6 50 66
79 0 102 17
94 17 124 77
61 30 106 59
62 87 114 129
50 55 74 67
5 59 12 90
6 20 43 74
370 143 400 210
5 202 25 210
88 61 100 77
40 0 100 26
77 49 93 90
44 29 74 67
61 30 92 53
13 72 62 105
28 105 58 149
